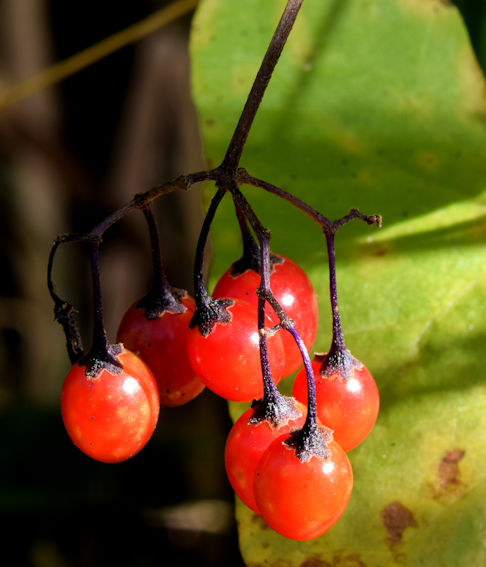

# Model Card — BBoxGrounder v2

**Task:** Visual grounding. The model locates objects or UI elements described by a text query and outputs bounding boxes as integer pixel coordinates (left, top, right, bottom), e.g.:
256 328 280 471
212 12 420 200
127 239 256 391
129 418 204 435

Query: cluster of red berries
59 249 379 541
52 0 383 544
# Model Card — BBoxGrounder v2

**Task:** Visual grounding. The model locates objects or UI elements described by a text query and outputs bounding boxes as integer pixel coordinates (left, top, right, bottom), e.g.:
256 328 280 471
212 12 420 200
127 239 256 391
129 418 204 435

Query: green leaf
190 0 486 564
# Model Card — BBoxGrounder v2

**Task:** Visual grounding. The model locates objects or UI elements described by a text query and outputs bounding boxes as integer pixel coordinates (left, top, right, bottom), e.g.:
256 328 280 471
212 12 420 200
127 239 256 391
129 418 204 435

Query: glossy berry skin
254 434 353 540
117 294 205 407
292 358 379 451
186 299 287 402
212 255 318 375
61 347 160 463
225 402 306 513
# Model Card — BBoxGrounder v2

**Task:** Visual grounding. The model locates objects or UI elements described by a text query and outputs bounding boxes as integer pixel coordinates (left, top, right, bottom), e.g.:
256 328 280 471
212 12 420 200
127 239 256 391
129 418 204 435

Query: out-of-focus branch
0 0 199 111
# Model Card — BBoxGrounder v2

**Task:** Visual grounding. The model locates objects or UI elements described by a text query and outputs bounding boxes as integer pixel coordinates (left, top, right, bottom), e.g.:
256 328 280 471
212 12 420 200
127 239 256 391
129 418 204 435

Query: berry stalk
227 187 302 423
318 233 355 379
84 241 122 377
257 235 284 405
189 187 233 336
47 238 84 364
136 206 186 319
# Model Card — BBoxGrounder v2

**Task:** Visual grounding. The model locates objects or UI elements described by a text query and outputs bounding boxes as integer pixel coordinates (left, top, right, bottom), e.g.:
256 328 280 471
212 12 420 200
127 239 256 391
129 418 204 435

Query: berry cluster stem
144 206 169 294
189 187 235 336
327 233 345 351
84 241 122 376
257 235 282 404
47 239 84 364
222 0 304 171
318 233 357 379
193 188 226 305
137 206 186 318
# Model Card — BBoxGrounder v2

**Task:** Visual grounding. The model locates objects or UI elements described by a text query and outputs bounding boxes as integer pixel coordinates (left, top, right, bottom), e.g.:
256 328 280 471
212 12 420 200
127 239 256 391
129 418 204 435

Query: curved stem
239 169 382 233
238 169 331 230
137 206 185 318
91 170 214 239
47 238 84 363
286 325 318 432
47 171 213 298
47 239 62 305
230 191 301 425
230 187 289 324
230 184 269 240
222 0 304 171
193 187 226 305
190 187 234 336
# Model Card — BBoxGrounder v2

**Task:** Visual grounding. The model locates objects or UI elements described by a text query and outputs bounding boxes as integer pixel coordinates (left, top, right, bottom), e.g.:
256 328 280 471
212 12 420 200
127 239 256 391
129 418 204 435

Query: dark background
0 1 484 565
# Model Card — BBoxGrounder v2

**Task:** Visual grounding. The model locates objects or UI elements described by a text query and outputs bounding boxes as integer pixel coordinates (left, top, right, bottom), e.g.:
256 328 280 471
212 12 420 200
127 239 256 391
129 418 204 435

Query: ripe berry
212 255 318 375
254 432 353 540
61 346 160 463
292 356 379 451
186 298 287 402
117 293 205 407
224 401 306 513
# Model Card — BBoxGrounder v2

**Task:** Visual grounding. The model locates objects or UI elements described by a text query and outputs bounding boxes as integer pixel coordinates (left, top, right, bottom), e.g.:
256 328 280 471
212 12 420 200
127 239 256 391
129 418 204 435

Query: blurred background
0 0 484 565
0 0 244 565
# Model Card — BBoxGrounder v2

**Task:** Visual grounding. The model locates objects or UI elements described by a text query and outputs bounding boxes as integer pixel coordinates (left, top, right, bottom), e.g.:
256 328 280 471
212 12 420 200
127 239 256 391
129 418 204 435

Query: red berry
61 346 160 463
212 255 318 375
117 294 205 407
186 298 287 402
292 357 379 451
225 401 307 513
254 433 353 540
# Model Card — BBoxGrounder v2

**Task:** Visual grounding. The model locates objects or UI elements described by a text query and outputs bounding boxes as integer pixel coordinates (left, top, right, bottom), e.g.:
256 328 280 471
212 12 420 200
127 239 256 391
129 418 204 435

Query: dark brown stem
230 199 261 274
189 187 234 336
230 186 294 328
83 241 122 377
136 206 186 319
318 233 356 380
249 232 300 426
90 170 214 239
239 169 382 234
257 236 282 404
47 239 84 364
222 0 304 171
238 169 331 230
327 233 345 349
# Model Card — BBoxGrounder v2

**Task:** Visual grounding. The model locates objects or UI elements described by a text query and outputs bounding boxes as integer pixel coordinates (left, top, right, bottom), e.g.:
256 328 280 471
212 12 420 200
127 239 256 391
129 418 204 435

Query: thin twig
222 0 304 171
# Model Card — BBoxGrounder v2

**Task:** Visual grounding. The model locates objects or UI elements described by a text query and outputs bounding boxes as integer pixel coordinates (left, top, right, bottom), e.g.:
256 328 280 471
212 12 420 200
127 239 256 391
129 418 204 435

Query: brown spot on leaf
301 554 365 567
374 248 388 257
251 513 270 530
300 559 331 567
438 449 465 489
381 501 417 547
336 555 366 567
